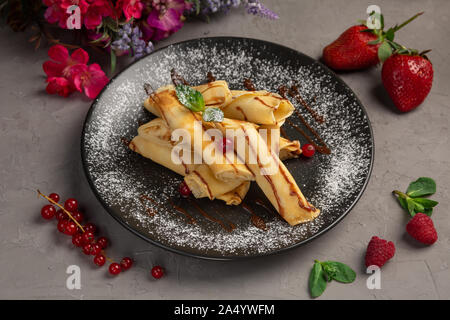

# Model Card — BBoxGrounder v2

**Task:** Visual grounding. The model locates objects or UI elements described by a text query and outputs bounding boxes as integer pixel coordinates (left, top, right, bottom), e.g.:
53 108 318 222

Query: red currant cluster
38 190 165 279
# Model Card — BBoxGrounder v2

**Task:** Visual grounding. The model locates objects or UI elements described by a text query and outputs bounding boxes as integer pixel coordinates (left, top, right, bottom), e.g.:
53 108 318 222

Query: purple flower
111 23 154 58
245 0 278 19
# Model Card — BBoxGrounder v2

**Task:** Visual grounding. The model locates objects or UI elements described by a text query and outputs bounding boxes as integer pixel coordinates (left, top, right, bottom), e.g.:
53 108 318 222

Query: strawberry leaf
378 41 392 62
309 261 327 298
385 28 395 41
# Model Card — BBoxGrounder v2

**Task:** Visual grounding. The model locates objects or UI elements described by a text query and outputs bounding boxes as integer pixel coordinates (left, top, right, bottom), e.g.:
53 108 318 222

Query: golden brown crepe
219 90 295 125
214 118 320 226
144 85 254 183
259 124 301 160
194 81 233 107
129 118 249 204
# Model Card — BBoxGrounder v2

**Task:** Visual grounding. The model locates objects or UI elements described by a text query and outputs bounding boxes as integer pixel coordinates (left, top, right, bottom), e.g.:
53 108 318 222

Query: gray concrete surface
0 0 449 299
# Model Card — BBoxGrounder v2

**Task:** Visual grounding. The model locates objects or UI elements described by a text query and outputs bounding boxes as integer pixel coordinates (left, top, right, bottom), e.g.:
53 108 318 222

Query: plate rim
81 36 375 261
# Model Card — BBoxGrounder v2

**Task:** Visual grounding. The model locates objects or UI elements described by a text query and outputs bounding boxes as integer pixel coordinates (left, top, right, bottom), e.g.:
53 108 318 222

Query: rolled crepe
193 81 233 107
130 118 248 205
214 118 320 226
220 90 295 125
144 85 254 183
259 124 301 161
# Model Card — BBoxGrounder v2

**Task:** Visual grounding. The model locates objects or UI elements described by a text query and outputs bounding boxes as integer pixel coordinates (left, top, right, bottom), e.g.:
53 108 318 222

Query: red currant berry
82 243 92 255
55 209 66 221
57 219 68 233
63 220 78 236
81 231 95 245
90 243 102 256
178 181 191 198
120 257 133 271
93 254 106 267
41 205 56 220
151 266 164 279
84 223 97 234
64 198 78 212
71 211 84 223
72 233 83 247
302 144 316 158
48 193 60 203
109 263 122 275
97 237 108 249
220 137 233 154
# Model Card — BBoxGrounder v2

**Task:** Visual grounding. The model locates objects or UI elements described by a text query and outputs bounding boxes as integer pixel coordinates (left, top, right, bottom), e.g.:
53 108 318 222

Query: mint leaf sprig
175 84 224 122
392 177 438 217
309 260 356 298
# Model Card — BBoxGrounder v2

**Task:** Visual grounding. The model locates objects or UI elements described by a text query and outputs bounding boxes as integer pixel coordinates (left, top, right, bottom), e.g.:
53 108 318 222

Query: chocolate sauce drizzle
241 203 267 231
278 85 331 155
189 199 235 232
139 195 158 216
288 84 325 124
243 78 256 91
170 68 189 86
169 199 196 224
207 71 216 83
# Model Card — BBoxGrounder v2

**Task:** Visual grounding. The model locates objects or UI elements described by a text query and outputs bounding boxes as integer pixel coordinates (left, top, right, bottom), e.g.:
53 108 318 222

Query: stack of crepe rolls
135 81 320 226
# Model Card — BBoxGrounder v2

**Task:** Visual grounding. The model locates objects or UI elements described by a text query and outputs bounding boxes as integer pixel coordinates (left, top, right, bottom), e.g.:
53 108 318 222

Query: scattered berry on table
64 198 78 212
120 257 133 271
94 254 106 267
406 213 438 245
48 193 60 203
109 263 122 275
41 205 56 220
365 236 395 268
151 266 164 279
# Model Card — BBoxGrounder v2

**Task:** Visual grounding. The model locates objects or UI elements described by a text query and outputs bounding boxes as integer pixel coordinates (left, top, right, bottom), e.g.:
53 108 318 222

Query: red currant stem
37 190 118 264
101 250 114 263
37 190 85 233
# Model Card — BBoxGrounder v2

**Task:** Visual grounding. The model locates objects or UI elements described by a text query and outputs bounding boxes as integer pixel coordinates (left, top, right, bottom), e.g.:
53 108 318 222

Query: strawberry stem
393 12 423 32
392 190 408 199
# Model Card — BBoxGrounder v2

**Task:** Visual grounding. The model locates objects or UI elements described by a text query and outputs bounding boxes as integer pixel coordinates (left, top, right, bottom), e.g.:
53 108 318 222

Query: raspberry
365 236 395 268
406 213 438 245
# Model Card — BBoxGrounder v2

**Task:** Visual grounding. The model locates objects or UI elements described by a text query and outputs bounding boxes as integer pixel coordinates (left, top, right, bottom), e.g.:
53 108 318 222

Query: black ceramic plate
81 37 374 260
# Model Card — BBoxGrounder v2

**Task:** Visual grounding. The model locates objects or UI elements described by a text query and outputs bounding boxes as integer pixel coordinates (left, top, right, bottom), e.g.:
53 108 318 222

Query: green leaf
322 261 356 283
309 261 327 298
368 38 382 45
406 198 417 217
423 207 433 217
378 41 392 62
385 28 395 41
413 201 425 213
175 85 205 112
398 196 408 211
413 198 439 208
202 107 224 122
406 177 436 197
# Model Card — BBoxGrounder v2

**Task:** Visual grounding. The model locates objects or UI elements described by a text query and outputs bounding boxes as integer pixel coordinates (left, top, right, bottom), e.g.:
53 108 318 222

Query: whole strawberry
365 236 395 268
323 25 380 71
323 12 423 71
382 53 433 112
406 213 438 245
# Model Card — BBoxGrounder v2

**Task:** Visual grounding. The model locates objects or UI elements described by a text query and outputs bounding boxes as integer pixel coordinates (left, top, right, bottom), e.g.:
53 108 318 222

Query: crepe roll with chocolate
143 85 254 183
259 124 301 161
215 118 320 226
130 118 249 204
221 90 294 125
193 80 233 107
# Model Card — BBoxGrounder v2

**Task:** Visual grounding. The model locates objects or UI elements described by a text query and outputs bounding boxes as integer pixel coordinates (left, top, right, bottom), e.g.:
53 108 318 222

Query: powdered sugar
83 38 373 258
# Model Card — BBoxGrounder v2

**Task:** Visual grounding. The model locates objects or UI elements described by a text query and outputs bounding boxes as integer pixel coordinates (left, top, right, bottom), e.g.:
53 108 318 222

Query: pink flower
43 0 89 28
43 44 89 79
43 44 109 99
84 0 114 29
70 64 109 99
46 77 75 97
116 0 144 21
